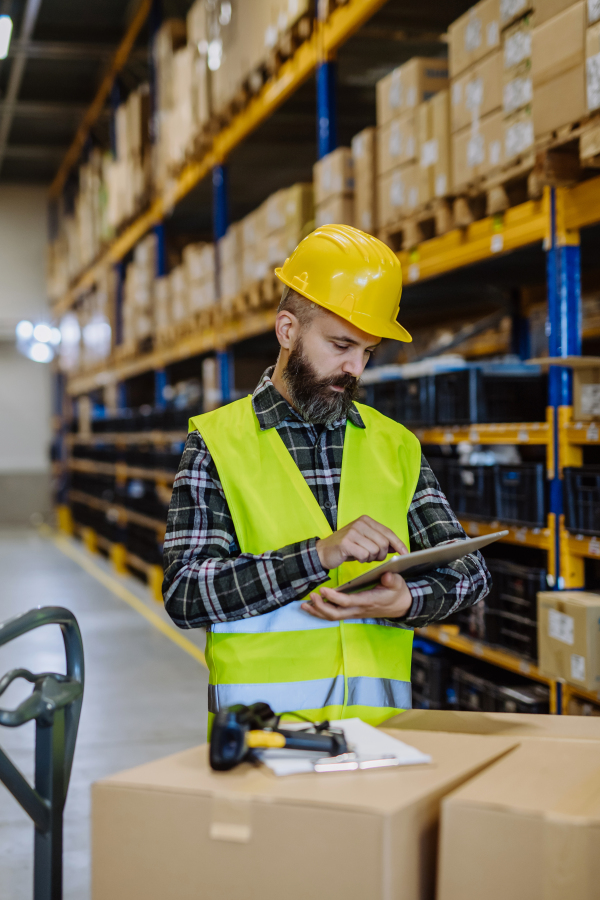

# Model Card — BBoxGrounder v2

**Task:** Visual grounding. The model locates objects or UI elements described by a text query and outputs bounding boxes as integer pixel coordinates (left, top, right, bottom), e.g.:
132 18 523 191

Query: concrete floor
0 528 209 900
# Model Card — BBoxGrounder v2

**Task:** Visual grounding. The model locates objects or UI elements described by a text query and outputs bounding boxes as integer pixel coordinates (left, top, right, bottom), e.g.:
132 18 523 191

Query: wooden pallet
230 272 281 317
378 197 454 251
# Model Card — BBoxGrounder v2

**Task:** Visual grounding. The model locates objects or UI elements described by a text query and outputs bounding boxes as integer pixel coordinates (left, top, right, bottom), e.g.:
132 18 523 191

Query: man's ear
275 309 299 349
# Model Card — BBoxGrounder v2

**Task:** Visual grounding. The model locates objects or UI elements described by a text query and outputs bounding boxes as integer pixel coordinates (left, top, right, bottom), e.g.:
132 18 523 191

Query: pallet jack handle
0 607 85 900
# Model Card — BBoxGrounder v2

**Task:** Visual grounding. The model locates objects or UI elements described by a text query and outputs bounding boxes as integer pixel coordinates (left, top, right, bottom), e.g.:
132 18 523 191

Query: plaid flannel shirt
163 368 490 629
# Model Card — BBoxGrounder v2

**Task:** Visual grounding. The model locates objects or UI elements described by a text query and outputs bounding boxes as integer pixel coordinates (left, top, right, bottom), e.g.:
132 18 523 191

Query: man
163 224 490 728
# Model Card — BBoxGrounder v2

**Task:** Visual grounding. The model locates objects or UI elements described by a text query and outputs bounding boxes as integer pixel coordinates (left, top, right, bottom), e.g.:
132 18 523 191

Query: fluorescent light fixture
207 39 222 71
33 323 53 343
28 342 54 364
16 319 34 340
0 16 12 60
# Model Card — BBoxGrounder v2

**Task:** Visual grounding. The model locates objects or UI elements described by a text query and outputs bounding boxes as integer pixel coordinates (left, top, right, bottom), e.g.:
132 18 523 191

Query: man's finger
358 517 408 556
319 586 359 607
345 535 382 562
303 596 364 620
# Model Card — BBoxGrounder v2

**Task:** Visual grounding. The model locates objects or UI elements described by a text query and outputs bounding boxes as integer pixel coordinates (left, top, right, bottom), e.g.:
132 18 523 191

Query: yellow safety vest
189 395 421 729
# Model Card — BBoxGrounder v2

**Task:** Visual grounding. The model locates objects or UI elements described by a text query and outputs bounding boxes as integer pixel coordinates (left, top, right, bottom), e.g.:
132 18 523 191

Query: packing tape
210 795 252 844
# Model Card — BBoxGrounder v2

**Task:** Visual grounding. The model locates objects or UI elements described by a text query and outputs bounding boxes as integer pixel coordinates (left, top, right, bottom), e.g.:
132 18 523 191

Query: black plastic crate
446 463 496 519
399 376 435 426
484 608 538 661
371 380 402 421
424 455 451 498
411 640 450 709
451 667 496 712
564 466 600 536
494 683 549 714
494 463 545 527
434 368 547 425
450 665 548 712
485 558 547 620
126 523 163 565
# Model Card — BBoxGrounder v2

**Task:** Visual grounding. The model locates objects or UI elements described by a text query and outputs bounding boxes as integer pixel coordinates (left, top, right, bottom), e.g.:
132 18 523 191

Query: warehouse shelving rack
51 0 600 713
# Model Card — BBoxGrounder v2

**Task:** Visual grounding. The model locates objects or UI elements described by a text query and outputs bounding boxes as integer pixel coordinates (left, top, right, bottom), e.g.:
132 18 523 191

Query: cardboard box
452 109 504 191
284 182 314 240
385 708 600 741
437 739 600 900
377 112 416 175
500 0 532 27
503 15 532 75
417 90 453 202
503 64 533 114
533 62 587 134
591 0 600 24
587 20 600 110
573 363 600 417
315 194 354 228
313 147 354 205
448 0 501 78
534 0 583 26
376 57 448 126
538 590 600 691
377 164 420 227
352 127 377 233
503 105 534 161
532 0 586 87
92 731 518 900
450 50 503 132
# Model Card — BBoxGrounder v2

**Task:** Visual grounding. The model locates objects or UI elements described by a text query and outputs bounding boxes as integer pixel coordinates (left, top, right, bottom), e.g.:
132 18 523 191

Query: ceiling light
0 16 12 60
28 342 54 364
15 319 34 340
33 323 53 343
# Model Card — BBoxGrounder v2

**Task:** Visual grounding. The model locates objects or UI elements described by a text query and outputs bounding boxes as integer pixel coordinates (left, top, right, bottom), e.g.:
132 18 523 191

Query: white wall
0 184 50 474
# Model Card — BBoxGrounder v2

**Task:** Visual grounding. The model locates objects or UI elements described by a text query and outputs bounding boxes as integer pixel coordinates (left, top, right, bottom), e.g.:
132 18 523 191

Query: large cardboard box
417 90 453 202
450 50 503 133
386 708 600 741
376 57 448 126
535 0 583 26
352 127 377 233
437 739 600 900
538 590 600 692
504 105 534 162
448 0 501 78
313 147 354 205
532 0 586 87
533 62 587 134
377 163 420 227
377 112 416 175
586 20 600 110
452 109 504 191
315 194 354 228
573 361 600 417
500 0 532 27
92 731 518 900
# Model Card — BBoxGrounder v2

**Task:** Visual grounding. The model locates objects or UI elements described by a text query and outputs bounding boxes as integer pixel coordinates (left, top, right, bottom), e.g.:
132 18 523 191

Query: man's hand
316 515 408 571
301 571 412 621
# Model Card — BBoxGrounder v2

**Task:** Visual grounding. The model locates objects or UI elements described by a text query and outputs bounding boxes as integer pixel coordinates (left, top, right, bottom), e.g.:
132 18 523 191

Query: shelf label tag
570 653 586 682
548 609 574 645
408 263 420 282
490 233 504 253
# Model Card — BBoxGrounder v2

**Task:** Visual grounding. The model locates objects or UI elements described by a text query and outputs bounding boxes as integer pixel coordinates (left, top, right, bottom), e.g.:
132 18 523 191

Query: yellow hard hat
274 223 411 342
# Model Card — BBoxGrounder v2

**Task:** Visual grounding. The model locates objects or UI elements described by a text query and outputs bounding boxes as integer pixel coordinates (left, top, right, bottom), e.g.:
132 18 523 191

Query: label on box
390 174 405 208
407 86 417 107
421 139 438 167
587 54 600 112
466 77 484 111
408 186 418 208
489 139 502 165
389 73 402 110
571 653 586 682
389 122 402 157
435 173 447 197
487 21 499 47
504 76 533 114
504 31 531 70
467 132 485 167
581 383 600 416
500 0 527 24
465 16 482 52
505 118 534 158
590 0 600 26
548 609 575 645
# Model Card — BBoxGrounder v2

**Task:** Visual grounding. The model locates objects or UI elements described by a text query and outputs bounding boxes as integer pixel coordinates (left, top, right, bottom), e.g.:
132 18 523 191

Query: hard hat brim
274 267 412 343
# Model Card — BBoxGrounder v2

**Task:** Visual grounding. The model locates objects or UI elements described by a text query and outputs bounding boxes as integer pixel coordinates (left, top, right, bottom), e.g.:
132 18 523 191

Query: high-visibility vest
189 395 421 729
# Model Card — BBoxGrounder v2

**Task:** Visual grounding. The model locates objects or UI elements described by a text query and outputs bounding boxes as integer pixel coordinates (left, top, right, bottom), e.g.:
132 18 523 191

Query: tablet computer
336 531 508 594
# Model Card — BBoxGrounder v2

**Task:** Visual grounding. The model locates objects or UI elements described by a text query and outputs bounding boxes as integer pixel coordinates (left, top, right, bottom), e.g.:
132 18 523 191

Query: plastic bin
434 368 547 425
563 466 600 536
411 640 450 709
446 463 496 519
399 376 436 426
484 608 538 661
371 380 402 421
450 666 548 712
494 463 546 527
485 558 547 620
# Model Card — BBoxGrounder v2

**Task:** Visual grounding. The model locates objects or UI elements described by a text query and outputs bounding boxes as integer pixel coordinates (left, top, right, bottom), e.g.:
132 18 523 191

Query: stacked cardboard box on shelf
121 233 157 350
182 242 216 314
218 224 242 314
153 18 187 189
313 147 354 227
376 57 448 230
352 127 377 233
241 204 268 290
106 84 151 231
77 270 115 371
502 10 534 163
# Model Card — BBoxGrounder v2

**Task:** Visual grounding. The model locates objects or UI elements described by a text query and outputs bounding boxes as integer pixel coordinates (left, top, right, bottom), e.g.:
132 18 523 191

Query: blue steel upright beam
153 223 168 409
316 60 338 159
212 164 234 404
546 186 582 580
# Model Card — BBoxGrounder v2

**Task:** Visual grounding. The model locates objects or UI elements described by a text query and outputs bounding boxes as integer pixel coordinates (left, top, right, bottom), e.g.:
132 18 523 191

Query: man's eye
334 343 349 350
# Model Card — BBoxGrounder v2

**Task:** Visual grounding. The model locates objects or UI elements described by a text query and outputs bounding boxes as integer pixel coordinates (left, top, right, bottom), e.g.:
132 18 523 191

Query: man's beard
282 338 359 426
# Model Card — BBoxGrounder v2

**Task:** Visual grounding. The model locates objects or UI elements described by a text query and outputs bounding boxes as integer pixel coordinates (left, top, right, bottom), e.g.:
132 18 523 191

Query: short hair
277 285 322 328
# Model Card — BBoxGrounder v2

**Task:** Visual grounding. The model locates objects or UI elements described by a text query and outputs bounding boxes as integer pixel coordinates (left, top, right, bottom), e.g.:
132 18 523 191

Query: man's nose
342 351 366 379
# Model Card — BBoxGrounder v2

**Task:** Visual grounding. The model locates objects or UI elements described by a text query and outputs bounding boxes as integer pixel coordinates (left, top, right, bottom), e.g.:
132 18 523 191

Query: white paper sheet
256 718 432 776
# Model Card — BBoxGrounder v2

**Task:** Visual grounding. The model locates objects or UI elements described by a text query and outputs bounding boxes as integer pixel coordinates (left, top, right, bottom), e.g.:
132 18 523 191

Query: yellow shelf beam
67 430 187 446
69 457 176 483
458 517 552 551
563 530 600 560
52 0 389 316
414 420 550 446
49 0 152 199
398 197 546 285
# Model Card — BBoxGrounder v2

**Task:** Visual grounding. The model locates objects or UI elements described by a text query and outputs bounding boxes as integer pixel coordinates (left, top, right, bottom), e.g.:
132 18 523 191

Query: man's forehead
317 310 380 346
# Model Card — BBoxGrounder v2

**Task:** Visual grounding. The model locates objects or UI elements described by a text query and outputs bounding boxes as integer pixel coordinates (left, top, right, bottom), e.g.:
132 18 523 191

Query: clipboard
336 531 508 594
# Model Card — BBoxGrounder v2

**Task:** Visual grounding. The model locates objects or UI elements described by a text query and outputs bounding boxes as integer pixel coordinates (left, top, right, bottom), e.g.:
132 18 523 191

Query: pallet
378 197 454 252
229 272 281 318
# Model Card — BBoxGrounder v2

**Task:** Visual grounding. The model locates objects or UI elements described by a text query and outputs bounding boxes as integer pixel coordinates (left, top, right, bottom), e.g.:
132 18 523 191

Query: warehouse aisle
0 529 209 900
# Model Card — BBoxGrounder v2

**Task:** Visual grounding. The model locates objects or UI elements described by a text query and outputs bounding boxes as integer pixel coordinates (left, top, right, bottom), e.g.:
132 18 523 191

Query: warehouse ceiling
0 0 477 189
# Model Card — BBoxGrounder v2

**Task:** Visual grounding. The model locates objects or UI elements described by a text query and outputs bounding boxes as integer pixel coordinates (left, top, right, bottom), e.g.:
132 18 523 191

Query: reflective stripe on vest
190 396 421 726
